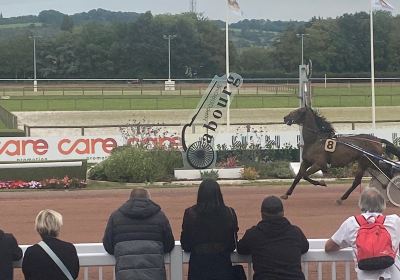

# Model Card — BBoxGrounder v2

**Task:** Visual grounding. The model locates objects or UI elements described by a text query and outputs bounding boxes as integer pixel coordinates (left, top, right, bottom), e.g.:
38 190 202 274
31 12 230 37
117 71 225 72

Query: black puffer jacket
237 216 309 280
103 198 175 280
0 230 22 280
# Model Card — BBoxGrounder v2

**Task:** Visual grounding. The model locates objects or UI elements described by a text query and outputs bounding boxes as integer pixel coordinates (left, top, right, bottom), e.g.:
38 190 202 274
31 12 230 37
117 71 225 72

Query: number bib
325 139 336 152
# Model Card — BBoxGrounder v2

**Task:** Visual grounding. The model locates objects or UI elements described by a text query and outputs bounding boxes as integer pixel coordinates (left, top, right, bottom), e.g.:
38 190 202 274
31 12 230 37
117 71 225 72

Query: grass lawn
0 84 399 111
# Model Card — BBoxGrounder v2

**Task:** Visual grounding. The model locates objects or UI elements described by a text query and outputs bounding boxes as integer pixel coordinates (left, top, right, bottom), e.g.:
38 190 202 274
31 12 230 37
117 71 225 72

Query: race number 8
325 139 336 152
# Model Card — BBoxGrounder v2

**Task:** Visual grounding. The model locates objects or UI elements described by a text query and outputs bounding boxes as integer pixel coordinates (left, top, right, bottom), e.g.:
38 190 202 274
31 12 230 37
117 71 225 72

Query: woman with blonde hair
22 209 79 280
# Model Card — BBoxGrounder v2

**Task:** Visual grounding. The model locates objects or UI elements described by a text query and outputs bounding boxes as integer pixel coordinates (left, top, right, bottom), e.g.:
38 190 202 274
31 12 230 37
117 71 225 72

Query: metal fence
14 240 354 280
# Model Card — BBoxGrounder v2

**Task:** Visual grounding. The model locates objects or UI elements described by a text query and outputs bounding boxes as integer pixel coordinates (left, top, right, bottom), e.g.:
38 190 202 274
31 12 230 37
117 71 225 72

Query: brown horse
281 107 400 204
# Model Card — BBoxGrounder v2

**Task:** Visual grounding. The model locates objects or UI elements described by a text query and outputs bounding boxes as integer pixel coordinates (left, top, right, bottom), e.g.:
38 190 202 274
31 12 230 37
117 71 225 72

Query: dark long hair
195 179 226 214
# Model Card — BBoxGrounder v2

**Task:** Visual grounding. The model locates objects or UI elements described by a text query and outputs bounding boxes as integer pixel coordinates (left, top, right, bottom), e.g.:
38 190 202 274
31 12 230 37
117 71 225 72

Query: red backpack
355 214 396 271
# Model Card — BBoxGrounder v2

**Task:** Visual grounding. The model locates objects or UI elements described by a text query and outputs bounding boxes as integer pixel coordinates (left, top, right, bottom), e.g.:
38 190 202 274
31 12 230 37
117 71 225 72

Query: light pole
29 35 41 92
163 34 177 81
296 33 309 65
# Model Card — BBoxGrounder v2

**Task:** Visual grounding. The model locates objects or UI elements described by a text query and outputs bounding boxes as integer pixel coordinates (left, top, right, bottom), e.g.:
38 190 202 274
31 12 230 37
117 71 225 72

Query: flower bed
0 176 87 190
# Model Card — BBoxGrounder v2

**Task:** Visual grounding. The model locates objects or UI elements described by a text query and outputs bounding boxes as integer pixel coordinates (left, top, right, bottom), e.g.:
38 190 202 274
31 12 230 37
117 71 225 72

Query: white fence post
169 244 183 280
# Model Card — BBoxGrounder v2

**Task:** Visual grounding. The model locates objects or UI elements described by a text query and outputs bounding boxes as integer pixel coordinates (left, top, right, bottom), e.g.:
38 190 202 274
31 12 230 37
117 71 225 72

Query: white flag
227 0 241 13
372 0 394 11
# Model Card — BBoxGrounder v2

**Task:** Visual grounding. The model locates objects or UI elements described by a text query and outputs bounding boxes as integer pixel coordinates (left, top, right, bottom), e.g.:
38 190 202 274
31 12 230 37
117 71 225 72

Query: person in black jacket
180 179 239 280
0 229 22 280
237 195 309 280
103 187 175 280
22 209 80 280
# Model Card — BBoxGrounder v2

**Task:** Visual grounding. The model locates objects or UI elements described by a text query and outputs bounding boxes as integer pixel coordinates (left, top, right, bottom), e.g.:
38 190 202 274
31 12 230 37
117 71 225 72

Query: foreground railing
14 239 354 280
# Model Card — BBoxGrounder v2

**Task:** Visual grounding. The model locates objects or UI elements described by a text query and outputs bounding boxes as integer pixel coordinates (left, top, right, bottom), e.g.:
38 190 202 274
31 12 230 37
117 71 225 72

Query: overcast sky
1 0 399 21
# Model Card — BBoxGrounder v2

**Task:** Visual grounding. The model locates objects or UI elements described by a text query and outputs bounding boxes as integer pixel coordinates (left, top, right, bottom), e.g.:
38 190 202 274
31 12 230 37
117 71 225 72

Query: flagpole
226 2 230 130
370 0 376 129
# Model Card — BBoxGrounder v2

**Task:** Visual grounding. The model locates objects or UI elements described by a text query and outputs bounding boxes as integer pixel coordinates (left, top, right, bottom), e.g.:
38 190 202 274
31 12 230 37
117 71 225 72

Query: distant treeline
0 10 399 79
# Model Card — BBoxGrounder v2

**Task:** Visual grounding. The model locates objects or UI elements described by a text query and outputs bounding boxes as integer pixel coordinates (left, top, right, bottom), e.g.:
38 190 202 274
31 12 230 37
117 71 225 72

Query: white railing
14 239 354 280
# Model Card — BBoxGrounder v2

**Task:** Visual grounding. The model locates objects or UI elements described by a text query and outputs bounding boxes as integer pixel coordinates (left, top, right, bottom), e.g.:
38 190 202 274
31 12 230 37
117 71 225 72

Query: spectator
325 187 400 279
103 187 174 280
0 228 22 280
237 195 309 280
180 179 238 280
22 209 79 280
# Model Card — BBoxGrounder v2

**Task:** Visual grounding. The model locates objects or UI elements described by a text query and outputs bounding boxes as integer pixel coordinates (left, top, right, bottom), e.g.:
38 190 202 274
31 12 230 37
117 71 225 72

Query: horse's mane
309 108 336 135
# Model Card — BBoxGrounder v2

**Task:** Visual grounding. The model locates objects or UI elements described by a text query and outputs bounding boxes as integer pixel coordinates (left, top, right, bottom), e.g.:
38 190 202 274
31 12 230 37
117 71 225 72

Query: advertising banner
0 128 398 163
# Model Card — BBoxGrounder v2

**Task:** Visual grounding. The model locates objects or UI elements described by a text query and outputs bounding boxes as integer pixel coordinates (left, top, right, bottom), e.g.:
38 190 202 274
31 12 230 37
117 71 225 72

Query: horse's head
284 107 308 126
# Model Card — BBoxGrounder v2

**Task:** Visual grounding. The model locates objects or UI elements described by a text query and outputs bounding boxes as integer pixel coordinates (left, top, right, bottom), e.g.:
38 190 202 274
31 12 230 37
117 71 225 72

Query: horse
281 106 400 204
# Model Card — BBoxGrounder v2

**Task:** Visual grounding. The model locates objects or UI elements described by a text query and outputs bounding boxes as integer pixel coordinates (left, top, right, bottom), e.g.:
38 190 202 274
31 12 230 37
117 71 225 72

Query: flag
227 0 241 13
372 0 394 11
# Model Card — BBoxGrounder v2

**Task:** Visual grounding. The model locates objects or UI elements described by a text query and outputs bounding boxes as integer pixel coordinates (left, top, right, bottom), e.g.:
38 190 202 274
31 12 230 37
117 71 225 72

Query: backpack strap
355 214 386 225
375 215 386 224
355 215 367 226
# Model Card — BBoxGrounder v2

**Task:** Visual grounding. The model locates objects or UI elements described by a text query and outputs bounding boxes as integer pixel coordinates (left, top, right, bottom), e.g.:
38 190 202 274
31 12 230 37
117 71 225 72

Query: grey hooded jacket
103 198 175 280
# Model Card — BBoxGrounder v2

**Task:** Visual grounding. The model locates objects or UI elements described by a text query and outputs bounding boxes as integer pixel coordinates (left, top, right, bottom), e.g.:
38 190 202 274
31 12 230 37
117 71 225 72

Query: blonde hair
35 209 63 237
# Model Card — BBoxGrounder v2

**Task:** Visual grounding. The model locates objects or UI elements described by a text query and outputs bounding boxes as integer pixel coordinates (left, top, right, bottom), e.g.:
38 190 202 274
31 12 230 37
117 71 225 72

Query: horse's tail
381 139 400 160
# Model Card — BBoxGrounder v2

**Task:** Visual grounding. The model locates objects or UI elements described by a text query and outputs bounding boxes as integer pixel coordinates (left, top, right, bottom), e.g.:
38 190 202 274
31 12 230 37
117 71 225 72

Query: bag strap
38 241 74 280
355 214 386 226
375 215 386 224
228 207 238 250
355 215 367 226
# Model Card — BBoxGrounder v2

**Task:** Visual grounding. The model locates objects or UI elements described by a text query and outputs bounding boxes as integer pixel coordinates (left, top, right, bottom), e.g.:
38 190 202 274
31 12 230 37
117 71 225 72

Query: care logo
57 138 117 155
0 139 48 156
0 137 118 157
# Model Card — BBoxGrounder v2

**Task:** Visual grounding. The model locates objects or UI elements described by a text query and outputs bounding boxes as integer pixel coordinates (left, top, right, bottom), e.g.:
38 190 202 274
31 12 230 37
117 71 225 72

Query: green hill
0 10 301 49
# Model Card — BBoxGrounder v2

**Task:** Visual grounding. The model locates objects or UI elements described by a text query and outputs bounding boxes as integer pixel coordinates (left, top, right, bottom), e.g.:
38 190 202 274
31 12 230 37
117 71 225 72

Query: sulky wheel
387 174 400 207
186 141 214 169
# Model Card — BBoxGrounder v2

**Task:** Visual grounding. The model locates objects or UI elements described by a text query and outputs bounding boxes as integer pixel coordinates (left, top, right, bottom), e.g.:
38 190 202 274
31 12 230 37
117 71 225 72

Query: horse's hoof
320 180 327 187
280 194 289 200
336 199 343 205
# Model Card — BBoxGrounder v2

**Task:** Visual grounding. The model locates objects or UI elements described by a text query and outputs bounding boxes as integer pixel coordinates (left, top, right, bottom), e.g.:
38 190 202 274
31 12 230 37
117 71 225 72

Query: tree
60 15 74 32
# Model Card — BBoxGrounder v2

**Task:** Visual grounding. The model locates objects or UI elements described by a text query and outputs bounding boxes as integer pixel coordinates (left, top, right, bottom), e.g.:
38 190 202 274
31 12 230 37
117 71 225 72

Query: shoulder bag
228 207 247 280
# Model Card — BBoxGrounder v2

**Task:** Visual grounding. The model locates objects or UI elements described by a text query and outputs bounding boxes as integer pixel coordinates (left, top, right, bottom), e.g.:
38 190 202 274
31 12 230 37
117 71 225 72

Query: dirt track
2 183 400 245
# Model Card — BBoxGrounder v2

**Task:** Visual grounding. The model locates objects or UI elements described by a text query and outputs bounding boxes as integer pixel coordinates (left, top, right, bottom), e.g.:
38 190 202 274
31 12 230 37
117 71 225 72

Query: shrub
88 146 182 183
258 161 293 179
88 162 107 181
200 170 219 180
216 145 299 167
216 156 238 168
325 163 357 178
241 167 259 180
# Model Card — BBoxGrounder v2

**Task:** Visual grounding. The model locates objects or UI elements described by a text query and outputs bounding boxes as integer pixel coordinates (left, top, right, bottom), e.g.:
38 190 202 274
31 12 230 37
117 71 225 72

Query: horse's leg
281 161 310 200
303 176 327 187
282 161 325 199
337 165 365 205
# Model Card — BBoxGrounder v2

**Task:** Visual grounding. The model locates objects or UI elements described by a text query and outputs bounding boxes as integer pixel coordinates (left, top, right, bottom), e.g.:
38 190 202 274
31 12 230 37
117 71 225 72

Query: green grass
0 84 399 111
0 22 42 29
2 93 400 111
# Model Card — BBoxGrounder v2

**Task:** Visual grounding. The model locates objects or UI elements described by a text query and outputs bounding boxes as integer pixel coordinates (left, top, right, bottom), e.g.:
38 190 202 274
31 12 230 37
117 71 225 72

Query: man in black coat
237 195 309 280
103 188 175 280
0 229 22 280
